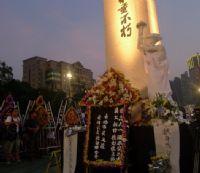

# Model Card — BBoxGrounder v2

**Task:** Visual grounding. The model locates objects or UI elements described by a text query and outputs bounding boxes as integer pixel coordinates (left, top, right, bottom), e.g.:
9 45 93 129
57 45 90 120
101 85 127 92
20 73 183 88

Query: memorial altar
62 69 196 173
62 0 198 173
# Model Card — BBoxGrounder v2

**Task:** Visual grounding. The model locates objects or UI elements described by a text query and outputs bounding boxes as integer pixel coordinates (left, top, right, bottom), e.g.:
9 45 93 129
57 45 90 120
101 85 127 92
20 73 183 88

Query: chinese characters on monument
118 0 132 37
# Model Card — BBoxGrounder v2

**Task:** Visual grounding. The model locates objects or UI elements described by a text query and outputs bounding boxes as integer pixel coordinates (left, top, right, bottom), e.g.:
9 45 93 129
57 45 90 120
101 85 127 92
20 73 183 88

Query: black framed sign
84 105 128 167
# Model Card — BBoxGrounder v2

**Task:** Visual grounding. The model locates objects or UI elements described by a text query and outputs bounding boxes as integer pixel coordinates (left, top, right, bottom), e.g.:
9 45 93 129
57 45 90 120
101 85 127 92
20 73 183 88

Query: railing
38 127 61 151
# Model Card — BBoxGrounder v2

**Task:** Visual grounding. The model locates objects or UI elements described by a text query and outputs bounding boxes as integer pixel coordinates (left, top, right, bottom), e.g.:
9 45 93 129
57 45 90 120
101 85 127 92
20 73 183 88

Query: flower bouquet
148 155 171 173
150 94 184 123
35 106 49 127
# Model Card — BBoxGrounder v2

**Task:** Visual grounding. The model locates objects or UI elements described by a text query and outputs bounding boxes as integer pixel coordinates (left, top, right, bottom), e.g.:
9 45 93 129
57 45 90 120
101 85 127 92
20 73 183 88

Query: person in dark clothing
4 109 22 163
190 107 200 173
24 110 40 159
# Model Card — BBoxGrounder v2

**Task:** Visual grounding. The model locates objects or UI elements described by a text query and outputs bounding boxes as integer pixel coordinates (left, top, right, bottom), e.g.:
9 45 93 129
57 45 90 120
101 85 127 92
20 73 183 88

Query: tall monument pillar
146 0 160 33
104 0 159 92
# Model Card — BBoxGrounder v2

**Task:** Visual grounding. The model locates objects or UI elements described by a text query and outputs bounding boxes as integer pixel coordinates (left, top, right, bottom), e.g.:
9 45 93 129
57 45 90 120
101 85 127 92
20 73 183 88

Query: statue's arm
137 32 144 51
136 21 147 51
137 22 159 53
143 45 158 52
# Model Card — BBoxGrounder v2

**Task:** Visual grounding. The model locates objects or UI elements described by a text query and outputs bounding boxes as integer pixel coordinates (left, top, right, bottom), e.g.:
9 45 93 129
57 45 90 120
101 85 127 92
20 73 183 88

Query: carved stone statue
136 21 172 100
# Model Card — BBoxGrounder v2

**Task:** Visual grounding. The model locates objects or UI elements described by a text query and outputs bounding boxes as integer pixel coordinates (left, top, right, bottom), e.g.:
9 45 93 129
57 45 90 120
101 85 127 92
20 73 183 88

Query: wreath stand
45 149 61 173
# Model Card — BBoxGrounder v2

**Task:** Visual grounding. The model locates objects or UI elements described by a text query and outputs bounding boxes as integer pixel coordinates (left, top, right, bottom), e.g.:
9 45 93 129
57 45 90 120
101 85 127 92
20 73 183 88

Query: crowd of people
0 108 40 164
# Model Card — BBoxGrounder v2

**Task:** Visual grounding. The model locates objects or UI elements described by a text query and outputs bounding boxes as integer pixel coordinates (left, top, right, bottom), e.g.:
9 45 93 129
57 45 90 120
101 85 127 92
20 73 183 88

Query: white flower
109 99 114 103
109 78 117 87
104 96 109 102
110 157 115 161
100 143 105 149
99 100 103 106
117 135 122 140
94 146 99 150
122 138 127 142
163 109 170 116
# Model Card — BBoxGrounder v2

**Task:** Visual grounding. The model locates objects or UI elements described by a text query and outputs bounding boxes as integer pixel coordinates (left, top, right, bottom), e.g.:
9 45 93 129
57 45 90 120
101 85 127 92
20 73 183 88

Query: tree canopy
0 61 13 84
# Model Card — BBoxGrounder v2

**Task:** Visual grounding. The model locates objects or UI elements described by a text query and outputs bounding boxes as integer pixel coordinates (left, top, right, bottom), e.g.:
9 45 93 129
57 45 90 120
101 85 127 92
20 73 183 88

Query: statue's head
145 33 162 45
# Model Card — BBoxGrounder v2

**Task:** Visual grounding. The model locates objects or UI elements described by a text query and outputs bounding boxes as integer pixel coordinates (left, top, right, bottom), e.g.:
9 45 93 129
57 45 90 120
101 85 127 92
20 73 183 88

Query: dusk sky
0 0 199 80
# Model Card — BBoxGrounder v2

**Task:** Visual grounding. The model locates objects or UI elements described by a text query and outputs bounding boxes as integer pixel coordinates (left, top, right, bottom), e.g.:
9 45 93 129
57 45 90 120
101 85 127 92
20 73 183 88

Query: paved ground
0 156 56 173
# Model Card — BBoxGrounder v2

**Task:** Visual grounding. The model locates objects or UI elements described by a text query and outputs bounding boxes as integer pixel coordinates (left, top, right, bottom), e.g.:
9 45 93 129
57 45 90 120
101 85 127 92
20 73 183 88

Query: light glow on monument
147 0 160 33
104 0 137 65
104 0 160 92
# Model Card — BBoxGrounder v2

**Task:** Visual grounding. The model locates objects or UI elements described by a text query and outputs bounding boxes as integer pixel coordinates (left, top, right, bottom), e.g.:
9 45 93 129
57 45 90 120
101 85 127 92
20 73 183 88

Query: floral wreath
35 106 49 127
5 95 14 105
65 107 81 126
1 95 15 114
36 95 45 107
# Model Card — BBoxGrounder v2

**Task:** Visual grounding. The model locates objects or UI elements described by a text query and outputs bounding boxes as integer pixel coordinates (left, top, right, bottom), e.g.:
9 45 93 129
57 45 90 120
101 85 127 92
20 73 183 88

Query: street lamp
65 72 72 97
66 73 72 80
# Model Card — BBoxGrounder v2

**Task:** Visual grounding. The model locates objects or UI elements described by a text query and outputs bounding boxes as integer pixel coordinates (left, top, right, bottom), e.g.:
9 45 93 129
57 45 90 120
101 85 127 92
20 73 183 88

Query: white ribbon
63 130 78 173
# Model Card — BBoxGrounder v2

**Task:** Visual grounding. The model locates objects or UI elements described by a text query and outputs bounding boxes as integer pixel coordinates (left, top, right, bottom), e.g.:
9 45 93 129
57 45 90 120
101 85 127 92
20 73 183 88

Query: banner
63 132 78 173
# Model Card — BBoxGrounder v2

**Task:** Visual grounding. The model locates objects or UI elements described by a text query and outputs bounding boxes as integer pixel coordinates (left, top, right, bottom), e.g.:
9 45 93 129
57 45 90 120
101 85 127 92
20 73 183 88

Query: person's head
145 33 162 46
29 110 37 120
